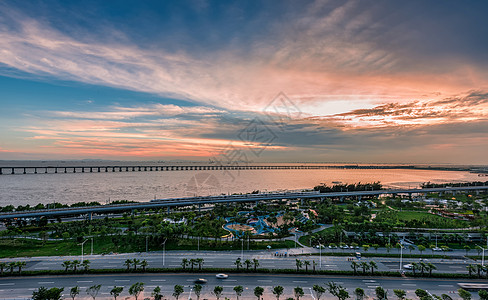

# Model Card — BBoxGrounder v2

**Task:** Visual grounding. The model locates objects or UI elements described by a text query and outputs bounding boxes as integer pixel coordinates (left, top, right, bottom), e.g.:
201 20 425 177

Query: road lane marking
38 282 54 284
258 280 272 282
439 285 454 287
293 281 308 283
115 280 130 282
151 280 166 282
0 283 14 286
402 284 416 286
77 281 93 283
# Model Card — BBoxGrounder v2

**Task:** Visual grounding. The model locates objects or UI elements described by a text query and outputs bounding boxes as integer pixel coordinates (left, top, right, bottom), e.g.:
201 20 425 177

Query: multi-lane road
0 273 481 299
0 249 475 274
0 250 482 299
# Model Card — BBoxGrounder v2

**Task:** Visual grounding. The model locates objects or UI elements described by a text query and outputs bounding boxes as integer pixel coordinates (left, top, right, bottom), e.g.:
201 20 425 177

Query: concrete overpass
1 185 487 221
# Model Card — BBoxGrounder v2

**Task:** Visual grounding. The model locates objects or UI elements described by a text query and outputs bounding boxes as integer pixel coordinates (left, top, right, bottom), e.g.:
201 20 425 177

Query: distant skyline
1 1 488 164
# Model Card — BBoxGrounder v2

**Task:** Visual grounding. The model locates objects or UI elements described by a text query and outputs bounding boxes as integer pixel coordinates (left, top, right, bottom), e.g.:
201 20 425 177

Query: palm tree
312 260 317 272
82 260 90 272
140 259 148 272
0 262 7 275
466 264 476 277
272 286 284 300
295 259 303 271
312 285 325 300
124 259 132 271
132 259 140 271
234 258 242 271
8 262 15 274
411 262 418 275
16 261 26 274
234 286 244 300
419 262 427 276
253 258 260 271
72 260 80 272
351 261 359 274
303 260 311 272
476 264 484 278
196 258 204 270
254 286 264 300
244 259 252 271
360 261 369 274
427 263 437 276
190 259 196 271
181 259 189 270
369 261 377 275
294 287 304 300
62 261 72 272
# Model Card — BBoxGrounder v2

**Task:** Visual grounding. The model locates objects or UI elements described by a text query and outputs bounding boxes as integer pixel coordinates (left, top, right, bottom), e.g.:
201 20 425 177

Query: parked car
216 274 228 279
403 264 413 270
328 245 337 249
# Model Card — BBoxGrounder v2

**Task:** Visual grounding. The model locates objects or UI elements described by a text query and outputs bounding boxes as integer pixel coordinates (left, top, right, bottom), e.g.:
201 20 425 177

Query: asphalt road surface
0 273 482 300
0 250 474 275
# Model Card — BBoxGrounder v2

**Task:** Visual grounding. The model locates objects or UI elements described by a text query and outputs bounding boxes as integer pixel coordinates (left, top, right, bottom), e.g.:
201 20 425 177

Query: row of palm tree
350 260 378 275
233 258 260 271
466 263 488 278
0 261 27 274
61 259 91 272
410 262 437 276
181 258 204 271
123 259 149 271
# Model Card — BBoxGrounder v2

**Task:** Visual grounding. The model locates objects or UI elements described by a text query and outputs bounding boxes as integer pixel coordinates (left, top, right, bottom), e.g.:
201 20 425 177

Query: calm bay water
0 162 483 207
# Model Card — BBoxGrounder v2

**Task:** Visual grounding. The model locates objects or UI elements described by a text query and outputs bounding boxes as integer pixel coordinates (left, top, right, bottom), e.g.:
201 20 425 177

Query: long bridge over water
1 186 487 221
0 164 458 175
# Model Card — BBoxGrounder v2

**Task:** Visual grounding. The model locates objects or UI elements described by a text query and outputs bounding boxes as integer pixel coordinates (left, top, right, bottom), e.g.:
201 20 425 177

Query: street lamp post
319 243 322 269
399 244 403 273
80 239 88 262
161 238 167 267
91 238 93 255
241 237 244 259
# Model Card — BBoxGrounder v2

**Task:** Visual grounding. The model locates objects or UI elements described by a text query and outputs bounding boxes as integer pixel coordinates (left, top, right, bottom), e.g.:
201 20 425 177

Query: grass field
375 210 468 228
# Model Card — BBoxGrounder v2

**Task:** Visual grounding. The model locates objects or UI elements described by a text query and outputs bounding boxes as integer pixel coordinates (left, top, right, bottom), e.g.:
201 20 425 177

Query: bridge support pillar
11 168 14 174
64 168 67 173
90 168 93 173
82 168 84 173
198 203 201 212
167 206 170 214
0 168 2 175
55 168 57 174
88 212 93 221
73 168 76 173
300 198 303 206
34 168 37 174
98 167 101 172
408 193 412 200
23 168 26 174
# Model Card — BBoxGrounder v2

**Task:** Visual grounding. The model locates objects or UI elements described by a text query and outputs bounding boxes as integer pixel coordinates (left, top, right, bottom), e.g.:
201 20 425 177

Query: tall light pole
146 236 149 253
319 243 322 269
80 239 88 262
91 238 93 255
241 237 244 259
399 244 403 273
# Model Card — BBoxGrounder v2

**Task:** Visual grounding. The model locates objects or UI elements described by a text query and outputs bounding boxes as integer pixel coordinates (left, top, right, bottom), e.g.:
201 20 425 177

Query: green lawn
375 210 469 228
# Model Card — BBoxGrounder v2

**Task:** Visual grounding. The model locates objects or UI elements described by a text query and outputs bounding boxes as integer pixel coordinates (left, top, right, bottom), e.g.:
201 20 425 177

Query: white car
432 247 443 251
216 274 228 279
403 264 413 270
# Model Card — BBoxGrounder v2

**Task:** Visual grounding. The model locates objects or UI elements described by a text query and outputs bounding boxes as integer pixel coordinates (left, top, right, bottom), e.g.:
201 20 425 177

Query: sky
1 0 488 164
